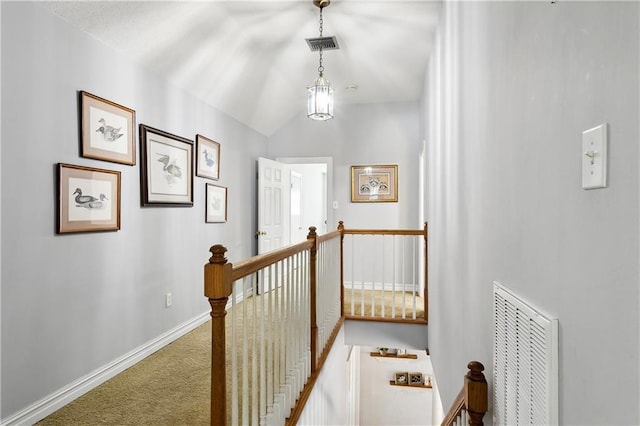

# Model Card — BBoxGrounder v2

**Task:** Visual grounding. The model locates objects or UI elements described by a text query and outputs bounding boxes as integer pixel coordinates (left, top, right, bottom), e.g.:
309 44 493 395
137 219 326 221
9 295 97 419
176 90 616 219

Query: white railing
314 233 342 359
342 225 428 322
227 250 311 425
204 227 343 425
203 223 428 425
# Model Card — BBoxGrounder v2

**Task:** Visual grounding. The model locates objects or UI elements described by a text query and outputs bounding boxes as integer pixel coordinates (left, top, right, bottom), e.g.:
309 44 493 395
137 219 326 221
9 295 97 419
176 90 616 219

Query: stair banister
441 361 488 426
204 244 234 426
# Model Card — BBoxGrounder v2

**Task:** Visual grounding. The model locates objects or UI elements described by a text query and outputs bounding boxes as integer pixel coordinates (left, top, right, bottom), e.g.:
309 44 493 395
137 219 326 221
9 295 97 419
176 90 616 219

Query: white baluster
401 235 406 319
231 282 239 425
392 235 397 318
241 277 249 425
381 234 386 318
252 273 259 425
259 269 267 420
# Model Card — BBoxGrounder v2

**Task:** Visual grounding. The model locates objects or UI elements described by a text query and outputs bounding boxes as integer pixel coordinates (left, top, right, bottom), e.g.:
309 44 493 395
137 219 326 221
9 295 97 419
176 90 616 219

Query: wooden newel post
307 226 318 373
204 244 233 426
464 361 488 426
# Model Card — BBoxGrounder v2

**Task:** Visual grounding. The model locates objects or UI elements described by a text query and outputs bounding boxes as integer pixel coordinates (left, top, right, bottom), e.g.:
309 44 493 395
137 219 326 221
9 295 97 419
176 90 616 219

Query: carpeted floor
37 289 419 425
343 289 425 319
37 321 212 425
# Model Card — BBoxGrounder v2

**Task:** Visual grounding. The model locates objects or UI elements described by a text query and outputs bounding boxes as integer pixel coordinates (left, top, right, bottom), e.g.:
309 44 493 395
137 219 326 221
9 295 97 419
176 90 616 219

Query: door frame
276 156 334 234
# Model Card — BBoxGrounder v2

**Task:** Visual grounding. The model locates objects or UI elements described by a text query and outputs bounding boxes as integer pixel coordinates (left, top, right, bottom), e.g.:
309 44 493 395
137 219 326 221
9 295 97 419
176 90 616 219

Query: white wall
289 163 327 237
297 327 350 426
422 1 639 425
358 346 433 426
268 102 421 230
1 3 266 421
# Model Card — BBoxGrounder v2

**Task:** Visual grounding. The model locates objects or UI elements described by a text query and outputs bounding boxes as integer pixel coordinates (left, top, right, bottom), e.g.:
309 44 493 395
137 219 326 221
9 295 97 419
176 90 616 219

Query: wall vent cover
493 282 559 425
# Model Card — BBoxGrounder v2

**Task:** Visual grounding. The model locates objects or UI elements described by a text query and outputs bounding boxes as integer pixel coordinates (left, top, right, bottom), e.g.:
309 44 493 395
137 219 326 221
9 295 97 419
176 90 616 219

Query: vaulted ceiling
41 1 442 136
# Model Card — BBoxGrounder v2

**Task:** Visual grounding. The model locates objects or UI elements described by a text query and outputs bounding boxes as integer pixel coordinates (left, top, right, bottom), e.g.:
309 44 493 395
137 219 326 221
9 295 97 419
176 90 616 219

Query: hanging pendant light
307 0 334 121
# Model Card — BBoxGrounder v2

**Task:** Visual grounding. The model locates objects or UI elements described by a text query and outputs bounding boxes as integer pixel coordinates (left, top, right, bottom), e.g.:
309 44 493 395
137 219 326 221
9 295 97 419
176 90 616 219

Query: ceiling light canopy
307 0 334 121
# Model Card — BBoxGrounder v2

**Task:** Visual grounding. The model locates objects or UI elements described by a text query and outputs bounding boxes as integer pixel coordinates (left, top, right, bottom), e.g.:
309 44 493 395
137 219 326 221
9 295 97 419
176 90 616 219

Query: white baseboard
2 312 211 426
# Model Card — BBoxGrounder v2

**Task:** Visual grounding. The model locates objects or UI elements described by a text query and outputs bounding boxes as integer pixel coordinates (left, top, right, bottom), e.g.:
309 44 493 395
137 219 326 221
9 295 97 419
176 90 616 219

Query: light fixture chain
318 6 324 76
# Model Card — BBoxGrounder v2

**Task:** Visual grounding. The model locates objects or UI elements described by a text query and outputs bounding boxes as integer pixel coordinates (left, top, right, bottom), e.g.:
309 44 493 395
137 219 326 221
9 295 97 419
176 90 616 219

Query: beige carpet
37 321 212 425
38 292 277 426
343 289 425 319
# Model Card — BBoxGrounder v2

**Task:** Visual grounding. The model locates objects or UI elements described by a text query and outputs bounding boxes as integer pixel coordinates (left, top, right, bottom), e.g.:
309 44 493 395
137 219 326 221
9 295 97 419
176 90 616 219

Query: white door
257 157 289 254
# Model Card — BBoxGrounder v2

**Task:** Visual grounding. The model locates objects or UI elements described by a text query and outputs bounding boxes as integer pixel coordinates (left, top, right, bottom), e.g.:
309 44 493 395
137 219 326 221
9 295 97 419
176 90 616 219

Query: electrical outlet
165 293 172 308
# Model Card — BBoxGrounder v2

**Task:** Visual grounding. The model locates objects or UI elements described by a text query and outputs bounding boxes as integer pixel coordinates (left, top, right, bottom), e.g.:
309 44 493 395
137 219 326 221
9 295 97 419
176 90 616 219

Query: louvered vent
305 36 339 51
493 282 559 425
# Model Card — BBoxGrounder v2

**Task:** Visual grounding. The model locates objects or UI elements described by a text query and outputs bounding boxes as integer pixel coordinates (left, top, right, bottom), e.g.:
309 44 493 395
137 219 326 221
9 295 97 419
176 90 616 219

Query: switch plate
166 293 172 308
582 123 607 189
332 201 339 209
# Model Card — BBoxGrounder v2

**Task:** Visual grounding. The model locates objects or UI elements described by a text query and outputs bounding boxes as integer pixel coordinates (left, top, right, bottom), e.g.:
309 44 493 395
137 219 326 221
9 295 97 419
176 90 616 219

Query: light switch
582 123 608 189
332 201 339 209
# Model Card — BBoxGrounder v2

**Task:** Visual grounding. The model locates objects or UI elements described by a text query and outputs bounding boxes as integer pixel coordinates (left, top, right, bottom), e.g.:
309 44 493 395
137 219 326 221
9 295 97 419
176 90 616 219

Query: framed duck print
351 164 398 202
57 163 121 234
80 91 136 165
205 183 227 223
140 124 193 207
196 134 220 180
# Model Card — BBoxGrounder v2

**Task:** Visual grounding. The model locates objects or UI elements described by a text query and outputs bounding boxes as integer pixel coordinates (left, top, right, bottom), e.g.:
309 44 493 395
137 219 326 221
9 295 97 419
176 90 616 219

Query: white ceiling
41 1 442 136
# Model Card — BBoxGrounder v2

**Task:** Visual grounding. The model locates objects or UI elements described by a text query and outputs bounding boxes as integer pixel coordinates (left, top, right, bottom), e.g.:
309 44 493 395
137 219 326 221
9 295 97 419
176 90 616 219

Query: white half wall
297 327 350 426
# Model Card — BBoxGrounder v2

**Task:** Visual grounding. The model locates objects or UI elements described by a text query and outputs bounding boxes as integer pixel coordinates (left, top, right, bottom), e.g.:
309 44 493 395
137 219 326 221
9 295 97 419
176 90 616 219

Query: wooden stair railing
441 361 488 426
204 227 342 425
203 222 430 425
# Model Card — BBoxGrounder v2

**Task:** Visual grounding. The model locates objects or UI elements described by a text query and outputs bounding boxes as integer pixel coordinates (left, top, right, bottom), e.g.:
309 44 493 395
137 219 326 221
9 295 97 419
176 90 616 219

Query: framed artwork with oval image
351 164 398 202
57 163 121 234
80 91 136 165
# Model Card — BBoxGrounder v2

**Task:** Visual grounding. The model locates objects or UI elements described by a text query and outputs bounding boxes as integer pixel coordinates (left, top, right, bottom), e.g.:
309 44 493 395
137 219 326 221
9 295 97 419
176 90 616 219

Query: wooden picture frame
351 164 398 202
140 124 193 207
196 134 220 180
57 163 120 234
394 372 409 385
409 372 424 386
205 183 228 223
80 91 136 165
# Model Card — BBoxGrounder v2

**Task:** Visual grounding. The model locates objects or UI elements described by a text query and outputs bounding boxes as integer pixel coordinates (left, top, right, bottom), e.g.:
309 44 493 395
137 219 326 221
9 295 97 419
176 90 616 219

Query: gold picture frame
351 164 398 202
394 371 409 385
409 372 424 386
80 91 136 165
57 163 121 234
